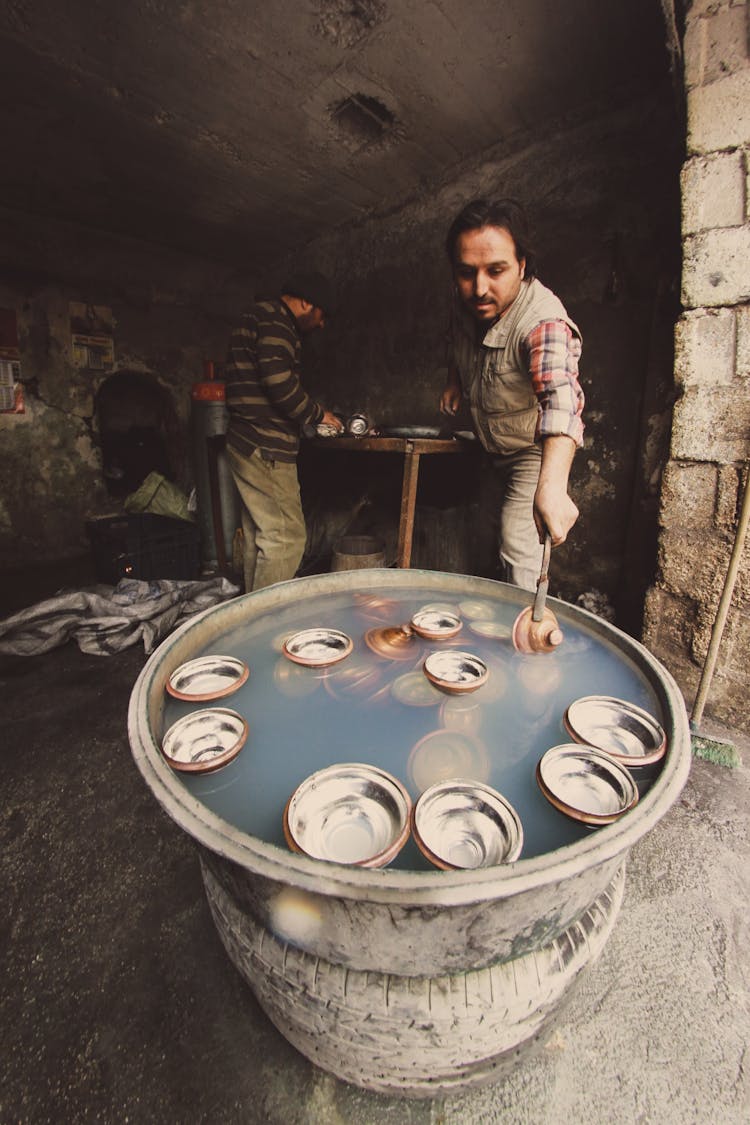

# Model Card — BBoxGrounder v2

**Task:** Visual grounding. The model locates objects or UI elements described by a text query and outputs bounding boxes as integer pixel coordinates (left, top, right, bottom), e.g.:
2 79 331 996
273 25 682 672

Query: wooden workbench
310 434 472 568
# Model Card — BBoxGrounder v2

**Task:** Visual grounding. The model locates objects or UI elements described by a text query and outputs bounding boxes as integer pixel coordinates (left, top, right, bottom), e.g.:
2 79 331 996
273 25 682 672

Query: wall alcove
94 371 182 498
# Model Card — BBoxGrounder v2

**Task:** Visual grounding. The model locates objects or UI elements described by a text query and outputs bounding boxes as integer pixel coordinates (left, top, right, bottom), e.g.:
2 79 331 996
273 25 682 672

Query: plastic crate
86 513 200 583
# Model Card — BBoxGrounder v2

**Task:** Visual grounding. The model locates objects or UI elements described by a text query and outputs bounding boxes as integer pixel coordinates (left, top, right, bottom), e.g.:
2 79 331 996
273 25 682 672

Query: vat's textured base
202 858 626 1097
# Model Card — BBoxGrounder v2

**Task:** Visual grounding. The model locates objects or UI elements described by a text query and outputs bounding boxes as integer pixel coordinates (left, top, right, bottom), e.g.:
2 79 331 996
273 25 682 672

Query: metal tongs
511 532 564 654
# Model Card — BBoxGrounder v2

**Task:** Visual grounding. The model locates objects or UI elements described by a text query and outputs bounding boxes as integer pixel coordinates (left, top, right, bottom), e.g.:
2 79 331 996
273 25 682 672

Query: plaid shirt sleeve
522 320 585 446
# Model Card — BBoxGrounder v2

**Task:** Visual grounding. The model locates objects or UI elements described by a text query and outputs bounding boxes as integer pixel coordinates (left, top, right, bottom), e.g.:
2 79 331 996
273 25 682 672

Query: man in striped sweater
225 272 343 592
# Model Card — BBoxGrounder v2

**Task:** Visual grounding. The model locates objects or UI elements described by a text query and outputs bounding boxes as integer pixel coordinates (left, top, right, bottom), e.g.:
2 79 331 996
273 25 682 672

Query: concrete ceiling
0 0 669 265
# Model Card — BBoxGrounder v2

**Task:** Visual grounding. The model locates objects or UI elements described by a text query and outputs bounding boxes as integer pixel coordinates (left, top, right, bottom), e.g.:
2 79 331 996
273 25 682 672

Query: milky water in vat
162 585 664 868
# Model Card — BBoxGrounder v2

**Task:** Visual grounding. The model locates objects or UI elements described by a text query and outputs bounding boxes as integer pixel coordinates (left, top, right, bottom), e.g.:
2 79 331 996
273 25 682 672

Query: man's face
295 305 326 335
453 225 525 323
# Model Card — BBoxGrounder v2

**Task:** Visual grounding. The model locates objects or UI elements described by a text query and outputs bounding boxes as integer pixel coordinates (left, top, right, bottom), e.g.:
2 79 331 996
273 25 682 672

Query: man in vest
225 272 343 592
439 198 585 591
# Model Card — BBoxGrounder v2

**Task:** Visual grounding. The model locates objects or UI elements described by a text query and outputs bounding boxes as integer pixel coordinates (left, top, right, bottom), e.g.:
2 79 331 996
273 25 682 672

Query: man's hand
534 486 579 546
533 434 579 545
321 410 344 432
440 382 462 416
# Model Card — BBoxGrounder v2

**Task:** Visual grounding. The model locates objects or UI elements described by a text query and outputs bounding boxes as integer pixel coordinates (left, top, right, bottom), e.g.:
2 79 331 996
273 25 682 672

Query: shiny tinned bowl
536 743 639 826
423 650 488 694
412 779 524 870
283 764 412 868
161 707 248 774
564 695 667 767
282 627 353 667
410 606 463 640
165 654 249 702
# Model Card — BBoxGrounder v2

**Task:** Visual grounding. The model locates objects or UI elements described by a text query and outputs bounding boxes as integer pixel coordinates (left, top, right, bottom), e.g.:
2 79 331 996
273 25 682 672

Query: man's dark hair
445 198 537 279
281 271 335 316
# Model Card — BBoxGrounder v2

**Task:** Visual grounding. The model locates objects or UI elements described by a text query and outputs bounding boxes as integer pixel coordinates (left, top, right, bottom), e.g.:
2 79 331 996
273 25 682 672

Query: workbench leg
397 451 420 568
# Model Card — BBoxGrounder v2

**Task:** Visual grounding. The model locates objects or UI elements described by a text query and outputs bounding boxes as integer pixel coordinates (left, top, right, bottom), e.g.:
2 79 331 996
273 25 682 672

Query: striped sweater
225 297 324 462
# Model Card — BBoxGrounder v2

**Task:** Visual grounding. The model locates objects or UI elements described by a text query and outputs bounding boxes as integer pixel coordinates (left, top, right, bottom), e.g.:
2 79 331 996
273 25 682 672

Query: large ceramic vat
128 570 691 1097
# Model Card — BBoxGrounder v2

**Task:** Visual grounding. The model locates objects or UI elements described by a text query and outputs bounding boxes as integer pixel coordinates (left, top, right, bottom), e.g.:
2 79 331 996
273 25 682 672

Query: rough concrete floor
2 637 749 1124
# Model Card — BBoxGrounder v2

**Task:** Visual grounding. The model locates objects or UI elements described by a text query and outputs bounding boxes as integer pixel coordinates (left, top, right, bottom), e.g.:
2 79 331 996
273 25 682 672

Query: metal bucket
128 569 691 1097
331 534 386 571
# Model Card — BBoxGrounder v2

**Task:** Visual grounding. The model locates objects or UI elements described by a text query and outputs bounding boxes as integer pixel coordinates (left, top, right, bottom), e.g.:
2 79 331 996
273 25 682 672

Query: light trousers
227 446 307 592
488 445 544 593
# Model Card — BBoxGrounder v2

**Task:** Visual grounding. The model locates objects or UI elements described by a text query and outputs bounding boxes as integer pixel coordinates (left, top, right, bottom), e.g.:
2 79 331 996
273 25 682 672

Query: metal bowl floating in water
564 695 667 768
364 623 417 661
423 649 488 694
412 779 523 870
410 606 462 640
536 744 639 826
161 707 248 774
165 654 249 702
282 627 353 668
129 569 691 1097
282 763 411 868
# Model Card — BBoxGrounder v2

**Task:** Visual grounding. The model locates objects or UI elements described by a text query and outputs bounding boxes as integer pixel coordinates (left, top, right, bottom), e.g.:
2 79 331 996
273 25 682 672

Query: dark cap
281 271 335 315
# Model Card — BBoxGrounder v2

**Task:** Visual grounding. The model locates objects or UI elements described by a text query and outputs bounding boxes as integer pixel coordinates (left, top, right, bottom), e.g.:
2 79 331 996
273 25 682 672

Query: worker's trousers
227 445 307 592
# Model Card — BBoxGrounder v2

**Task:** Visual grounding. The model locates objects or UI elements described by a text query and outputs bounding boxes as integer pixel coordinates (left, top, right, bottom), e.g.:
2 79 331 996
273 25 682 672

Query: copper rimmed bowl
410 605 463 640
564 695 667 767
282 627 353 667
412 779 523 870
536 744 639 826
165 654 249 702
423 649 488 694
128 569 691 1097
161 707 248 774
283 763 411 868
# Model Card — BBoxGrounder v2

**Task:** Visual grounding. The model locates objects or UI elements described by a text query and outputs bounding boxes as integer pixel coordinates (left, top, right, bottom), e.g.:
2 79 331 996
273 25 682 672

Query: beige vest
451 278 581 455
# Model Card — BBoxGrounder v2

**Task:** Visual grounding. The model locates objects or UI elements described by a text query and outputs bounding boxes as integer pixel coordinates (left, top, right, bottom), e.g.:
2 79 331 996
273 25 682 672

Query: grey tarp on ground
0 577 240 656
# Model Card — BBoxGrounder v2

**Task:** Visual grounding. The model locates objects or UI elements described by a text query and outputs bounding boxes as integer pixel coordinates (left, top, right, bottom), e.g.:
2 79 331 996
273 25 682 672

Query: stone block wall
643 0 750 730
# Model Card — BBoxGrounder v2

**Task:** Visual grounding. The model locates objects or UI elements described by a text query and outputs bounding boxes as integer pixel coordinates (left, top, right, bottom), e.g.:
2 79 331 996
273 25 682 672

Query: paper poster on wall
0 306 24 414
0 357 24 412
69 302 115 370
